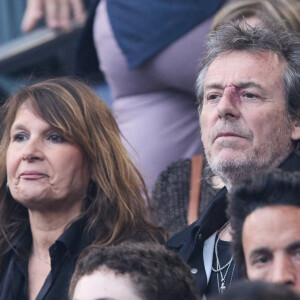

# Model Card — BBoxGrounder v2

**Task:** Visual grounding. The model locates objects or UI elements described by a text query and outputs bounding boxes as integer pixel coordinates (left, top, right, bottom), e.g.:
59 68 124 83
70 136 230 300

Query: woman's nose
22 138 44 161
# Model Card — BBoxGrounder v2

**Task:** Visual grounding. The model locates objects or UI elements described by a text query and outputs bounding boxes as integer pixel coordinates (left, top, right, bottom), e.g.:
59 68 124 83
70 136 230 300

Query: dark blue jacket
75 0 227 74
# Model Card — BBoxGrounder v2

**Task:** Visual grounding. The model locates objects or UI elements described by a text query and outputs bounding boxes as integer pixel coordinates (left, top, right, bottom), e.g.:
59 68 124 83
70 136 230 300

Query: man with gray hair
166 21 300 298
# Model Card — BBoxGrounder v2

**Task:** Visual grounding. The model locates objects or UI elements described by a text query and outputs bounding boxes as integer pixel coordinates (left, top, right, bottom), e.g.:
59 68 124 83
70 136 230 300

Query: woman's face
6 101 90 211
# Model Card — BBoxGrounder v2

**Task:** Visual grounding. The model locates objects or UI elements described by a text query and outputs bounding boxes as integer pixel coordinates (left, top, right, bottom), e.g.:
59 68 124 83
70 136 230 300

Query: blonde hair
212 0 300 31
0 78 163 265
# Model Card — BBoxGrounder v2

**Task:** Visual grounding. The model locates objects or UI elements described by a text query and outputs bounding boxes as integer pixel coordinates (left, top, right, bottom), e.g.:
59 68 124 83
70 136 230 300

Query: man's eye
207 94 220 101
293 248 300 258
48 134 65 143
13 133 27 142
253 256 269 266
242 93 258 99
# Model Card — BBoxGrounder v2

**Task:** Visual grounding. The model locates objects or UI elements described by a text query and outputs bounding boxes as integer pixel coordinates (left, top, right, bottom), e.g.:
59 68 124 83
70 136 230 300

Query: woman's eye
48 134 65 143
13 133 27 142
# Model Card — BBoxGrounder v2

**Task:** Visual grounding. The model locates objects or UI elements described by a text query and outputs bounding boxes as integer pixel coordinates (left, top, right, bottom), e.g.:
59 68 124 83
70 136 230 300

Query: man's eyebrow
237 82 265 90
249 247 270 260
204 81 265 91
204 83 223 90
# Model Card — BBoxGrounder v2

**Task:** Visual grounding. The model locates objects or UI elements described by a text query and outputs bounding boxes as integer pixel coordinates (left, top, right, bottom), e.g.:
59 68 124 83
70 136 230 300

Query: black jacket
0 218 93 300
166 151 300 297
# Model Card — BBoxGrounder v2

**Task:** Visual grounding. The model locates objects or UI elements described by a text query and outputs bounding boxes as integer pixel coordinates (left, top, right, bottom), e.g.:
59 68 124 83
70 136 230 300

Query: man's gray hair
196 21 300 121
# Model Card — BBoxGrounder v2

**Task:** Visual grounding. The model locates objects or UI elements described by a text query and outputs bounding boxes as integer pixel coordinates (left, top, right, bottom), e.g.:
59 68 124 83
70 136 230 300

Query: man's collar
278 150 300 172
166 187 228 259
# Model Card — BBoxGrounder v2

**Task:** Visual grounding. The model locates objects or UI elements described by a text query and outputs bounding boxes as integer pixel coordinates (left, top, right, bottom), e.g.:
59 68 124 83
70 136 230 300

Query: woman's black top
0 218 92 300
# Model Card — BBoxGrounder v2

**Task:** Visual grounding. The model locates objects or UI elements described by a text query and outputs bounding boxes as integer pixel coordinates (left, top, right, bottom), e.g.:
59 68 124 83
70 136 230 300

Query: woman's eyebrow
10 124 27 133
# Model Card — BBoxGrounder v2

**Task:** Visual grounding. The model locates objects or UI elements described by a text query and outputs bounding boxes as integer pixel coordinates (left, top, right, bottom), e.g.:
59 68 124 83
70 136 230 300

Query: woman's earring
87 180 97 201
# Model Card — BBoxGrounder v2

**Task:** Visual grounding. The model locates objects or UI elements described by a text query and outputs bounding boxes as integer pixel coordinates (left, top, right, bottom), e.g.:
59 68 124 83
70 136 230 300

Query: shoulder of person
165 219 200 254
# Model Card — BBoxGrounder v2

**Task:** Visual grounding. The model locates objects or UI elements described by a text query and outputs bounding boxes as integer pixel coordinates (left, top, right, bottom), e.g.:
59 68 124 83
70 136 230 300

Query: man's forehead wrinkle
204 81 264 91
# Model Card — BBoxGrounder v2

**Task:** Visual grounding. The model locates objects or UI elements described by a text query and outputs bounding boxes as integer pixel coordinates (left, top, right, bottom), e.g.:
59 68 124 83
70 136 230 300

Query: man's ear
291 119 300 141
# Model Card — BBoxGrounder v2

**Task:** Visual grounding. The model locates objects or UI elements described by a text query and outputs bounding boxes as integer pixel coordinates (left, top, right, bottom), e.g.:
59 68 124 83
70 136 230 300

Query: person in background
91 0 230 194
211 0 300 31
0 77 164 300
69 242 200 300
22 0 86 32
166 21 300 297
227 170 300 293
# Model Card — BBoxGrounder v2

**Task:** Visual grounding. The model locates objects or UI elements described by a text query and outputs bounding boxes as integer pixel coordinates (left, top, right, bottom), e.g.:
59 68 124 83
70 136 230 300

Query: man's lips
20 171 47 180
214 132 243 141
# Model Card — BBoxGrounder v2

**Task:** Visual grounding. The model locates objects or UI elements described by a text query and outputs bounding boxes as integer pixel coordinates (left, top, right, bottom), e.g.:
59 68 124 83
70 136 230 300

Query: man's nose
217 85 241 119
269 255 295 288
22 138 44 161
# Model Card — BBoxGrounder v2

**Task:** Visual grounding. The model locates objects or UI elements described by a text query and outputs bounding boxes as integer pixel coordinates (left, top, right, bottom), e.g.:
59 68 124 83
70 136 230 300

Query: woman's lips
20 171 47 180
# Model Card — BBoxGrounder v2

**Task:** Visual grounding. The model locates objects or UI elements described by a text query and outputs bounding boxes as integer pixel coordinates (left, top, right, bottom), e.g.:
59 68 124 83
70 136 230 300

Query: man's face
243 205 300 293
200 51 299 187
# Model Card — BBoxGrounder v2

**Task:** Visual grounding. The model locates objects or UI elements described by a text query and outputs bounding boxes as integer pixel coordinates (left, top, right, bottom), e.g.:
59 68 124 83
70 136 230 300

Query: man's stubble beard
204 121 294 189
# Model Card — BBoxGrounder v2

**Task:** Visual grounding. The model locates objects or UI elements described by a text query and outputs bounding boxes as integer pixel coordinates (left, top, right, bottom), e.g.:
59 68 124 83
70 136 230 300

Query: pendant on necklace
220 281 226 293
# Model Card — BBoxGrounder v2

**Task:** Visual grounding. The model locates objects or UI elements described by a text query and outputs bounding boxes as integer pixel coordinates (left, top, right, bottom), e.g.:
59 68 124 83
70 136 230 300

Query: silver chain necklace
211 222 236 294
31 250 51 265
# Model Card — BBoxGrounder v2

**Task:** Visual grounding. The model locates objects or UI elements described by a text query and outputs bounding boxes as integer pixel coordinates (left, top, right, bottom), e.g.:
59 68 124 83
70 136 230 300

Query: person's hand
21 0 86 32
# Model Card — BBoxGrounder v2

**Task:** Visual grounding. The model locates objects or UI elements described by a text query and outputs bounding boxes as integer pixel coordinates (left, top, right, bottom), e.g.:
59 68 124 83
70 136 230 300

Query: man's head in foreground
196 21 300 189
209 280 300 300
69 242 200 300
228 170 300 293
